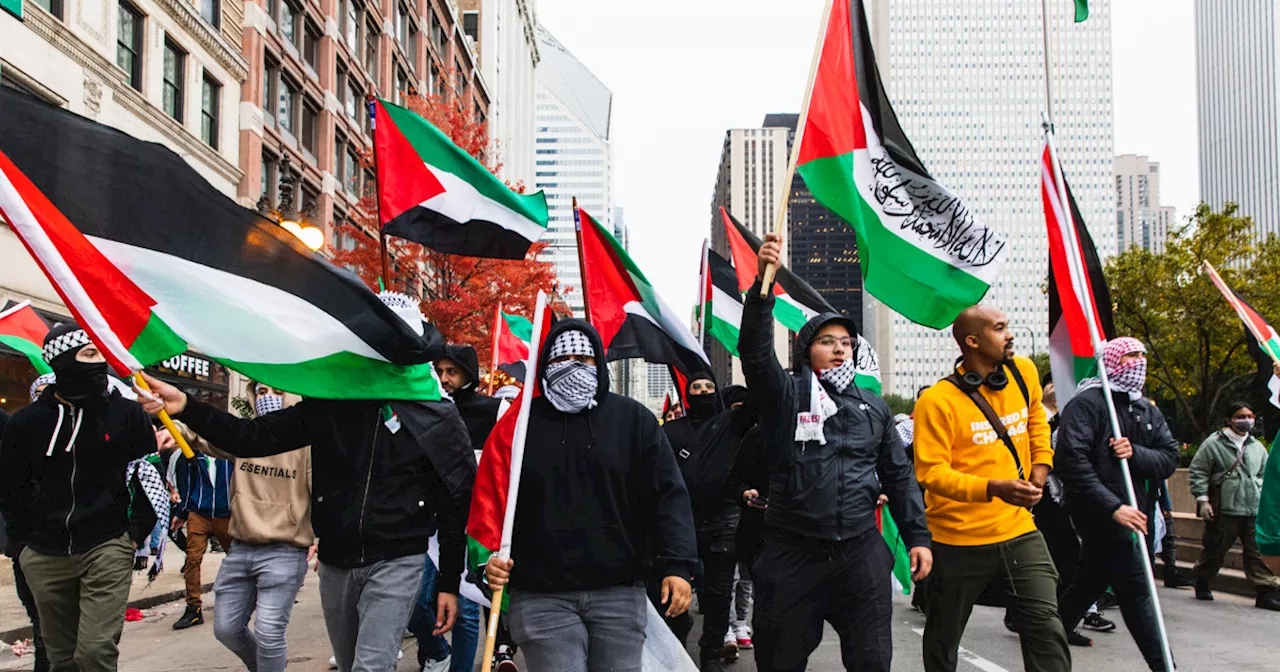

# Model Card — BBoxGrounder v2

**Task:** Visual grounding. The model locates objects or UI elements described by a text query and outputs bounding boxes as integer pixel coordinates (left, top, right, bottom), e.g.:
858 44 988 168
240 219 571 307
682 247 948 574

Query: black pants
751 527 893 672
1060 519 1171 672
1034 496 1080 592
12 553 49 672
649 517 737 661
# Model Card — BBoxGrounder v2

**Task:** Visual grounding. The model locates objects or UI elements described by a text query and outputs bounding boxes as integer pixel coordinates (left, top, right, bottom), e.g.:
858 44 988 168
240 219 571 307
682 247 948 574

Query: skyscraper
1195 0 1280 236
1115 154 1176 253
534 25 613 317
865 0 1115 394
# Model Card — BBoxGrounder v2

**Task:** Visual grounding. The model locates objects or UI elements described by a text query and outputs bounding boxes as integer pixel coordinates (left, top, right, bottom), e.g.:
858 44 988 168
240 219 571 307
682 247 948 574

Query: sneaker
1082 612 1116 632
1096 591 1119 610
1164 569 1194 589
1256 591 1280 611
1195 580 1214 601
172 605 203 630
1003 613 1018 634
721 638 739 663
1067 630 1093 647
422 655 451 672
328 656 337 669
495 645 519 672
734 623 753 649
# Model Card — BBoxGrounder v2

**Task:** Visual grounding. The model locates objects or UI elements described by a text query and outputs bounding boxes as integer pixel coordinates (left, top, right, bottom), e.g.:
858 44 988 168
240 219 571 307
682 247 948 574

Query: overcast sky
536 0 1198 320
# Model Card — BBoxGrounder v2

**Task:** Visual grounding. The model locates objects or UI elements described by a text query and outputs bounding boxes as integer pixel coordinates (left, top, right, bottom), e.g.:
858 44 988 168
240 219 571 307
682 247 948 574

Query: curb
0 582 212 643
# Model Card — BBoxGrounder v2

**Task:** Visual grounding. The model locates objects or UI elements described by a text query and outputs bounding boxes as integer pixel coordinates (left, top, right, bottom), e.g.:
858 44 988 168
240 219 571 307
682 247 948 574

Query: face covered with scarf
42 323 109 409
253 382 286 416
542 330 599 414
1078 336 1147 398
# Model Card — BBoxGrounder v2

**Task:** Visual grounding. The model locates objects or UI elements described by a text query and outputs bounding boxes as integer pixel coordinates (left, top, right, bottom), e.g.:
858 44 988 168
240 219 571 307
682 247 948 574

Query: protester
482 319 697 671
722 383 756 653
738 232 931 672
913 305 1069 672
1056 337 1178 671
661 373 753 670
137 293 475 672
0 324 159 671
169 435 234 629
1187 401 1280 608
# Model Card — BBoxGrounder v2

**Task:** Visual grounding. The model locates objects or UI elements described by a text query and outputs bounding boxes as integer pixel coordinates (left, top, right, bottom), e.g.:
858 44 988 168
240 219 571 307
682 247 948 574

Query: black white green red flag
793 0 1006 329
372 98 548 259
0 89 442 400
701 247 744 358
0 300 51 374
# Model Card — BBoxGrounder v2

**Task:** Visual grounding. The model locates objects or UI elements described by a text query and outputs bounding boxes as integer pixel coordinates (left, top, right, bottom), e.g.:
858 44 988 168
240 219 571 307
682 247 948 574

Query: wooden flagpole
489 302 502 394
760 0 835 296
134 373 196 459
572 197 593 320
369 96 391 287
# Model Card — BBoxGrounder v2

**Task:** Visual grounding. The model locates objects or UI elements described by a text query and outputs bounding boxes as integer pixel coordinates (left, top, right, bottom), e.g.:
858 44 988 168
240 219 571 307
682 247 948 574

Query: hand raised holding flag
135 373 189 417
756 232 783 280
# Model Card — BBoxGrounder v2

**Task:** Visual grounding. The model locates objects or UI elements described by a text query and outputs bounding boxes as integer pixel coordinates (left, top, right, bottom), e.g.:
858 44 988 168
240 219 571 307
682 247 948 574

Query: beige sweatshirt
171 420 314 548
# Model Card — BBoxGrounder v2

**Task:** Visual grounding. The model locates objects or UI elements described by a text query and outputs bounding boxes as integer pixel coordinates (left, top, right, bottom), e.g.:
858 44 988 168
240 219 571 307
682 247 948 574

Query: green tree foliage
1106 203 1280 441
1030 351 1051 382
883 393 915 416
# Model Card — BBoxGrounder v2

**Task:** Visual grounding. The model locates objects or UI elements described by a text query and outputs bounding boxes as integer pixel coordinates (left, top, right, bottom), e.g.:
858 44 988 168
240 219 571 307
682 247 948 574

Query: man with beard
0 324 159 671
661 374 754 670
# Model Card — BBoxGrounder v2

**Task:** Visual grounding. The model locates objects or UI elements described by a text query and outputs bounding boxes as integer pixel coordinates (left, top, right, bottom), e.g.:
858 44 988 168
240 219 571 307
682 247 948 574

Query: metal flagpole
698 239 709 345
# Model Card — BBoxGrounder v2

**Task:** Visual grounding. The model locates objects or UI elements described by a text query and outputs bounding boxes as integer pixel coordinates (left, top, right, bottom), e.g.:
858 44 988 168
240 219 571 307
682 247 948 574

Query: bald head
952 304 1014 365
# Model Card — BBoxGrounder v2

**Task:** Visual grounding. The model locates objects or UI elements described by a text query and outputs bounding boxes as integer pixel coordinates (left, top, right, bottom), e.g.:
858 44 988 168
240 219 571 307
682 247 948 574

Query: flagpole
368 97 391 287
134 373 196 459
760 0 834 297
1204 261 1280 363
1041 0 1056 129
698 239 709 345
489 302 502 395
1045 121 1175 671
572 197 593 320
480 290 548 672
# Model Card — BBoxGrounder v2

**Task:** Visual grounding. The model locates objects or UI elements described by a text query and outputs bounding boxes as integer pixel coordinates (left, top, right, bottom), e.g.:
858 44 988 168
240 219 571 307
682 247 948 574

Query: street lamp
257 151 325 251
1010 326 1038 356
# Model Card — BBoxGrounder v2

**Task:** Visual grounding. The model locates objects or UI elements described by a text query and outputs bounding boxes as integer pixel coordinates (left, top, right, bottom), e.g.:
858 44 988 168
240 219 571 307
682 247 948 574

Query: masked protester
0 324 159 672
137 293 474 672
482 320 697 672
740 233 931 672
1187 401 1280 608
1056 337 1178 672
660 374 754 669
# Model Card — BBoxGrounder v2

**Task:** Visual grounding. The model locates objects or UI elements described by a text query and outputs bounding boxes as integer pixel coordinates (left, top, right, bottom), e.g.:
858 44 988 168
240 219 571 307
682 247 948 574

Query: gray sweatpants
318 553 424 672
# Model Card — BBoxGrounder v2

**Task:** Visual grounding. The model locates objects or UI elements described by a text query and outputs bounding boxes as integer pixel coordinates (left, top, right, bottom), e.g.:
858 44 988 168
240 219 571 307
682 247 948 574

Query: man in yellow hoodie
913 305 1069 672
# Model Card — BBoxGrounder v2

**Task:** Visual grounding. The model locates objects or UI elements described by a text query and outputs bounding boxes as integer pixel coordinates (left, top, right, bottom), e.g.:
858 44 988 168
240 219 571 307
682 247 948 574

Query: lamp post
1010 326 1038 357
257 151 325 251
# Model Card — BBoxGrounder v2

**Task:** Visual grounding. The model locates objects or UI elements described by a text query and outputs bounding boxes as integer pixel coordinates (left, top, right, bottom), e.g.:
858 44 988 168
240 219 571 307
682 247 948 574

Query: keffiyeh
1076 337 1147 399
796 372 839 444
818 359 857 393
127 457 169 536
543 360 598 413
548 330 595 361
29 372 56 402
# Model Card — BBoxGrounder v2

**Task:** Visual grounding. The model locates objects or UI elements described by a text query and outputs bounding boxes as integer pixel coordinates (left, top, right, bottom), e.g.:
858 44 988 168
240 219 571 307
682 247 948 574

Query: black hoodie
662 377 753 523
442 344 502 450
0 388 156 556
508 318 698 593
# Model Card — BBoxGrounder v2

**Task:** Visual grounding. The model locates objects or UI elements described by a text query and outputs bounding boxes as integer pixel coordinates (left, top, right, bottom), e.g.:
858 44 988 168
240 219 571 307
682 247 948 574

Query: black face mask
687 393 719 421
53 359 109 408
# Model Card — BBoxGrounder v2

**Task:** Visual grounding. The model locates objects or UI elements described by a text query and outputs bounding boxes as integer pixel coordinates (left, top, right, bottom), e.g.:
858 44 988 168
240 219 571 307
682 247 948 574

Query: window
162 39 186 122
364 19 379 77
31 0 63 19
394 67 406 105
261 151 278 207
334 132 347 182
201 75 220 148
463 11 478 43
263 54 280 121
279 1 297 45
303 21 321 69
116 2 144 91
429 61 439 95
344 0 359 51
344 147 359 195
301 98 319 154
199 0 219 27
347 77 362 123
396 3 407 46
362 168 375 197
265 0 278 21
279 76 298 134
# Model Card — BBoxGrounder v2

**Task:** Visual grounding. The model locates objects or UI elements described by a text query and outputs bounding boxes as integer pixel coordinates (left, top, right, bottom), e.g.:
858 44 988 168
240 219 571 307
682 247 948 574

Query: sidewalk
0 541 224 639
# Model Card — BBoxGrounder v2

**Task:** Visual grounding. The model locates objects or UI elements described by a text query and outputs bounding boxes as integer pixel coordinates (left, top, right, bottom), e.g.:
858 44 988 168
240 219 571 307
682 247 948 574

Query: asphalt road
0 574 1274 671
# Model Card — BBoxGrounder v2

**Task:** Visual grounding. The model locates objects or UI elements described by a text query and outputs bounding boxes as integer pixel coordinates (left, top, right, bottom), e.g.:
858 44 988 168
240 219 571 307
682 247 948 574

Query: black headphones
952 357 1009 393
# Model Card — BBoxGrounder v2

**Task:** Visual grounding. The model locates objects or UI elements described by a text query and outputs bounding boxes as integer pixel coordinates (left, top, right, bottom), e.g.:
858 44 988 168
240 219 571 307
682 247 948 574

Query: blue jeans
212 542 308 672
148 520 165 553
508 585 648 672
408 556 480 670
319 553 424 672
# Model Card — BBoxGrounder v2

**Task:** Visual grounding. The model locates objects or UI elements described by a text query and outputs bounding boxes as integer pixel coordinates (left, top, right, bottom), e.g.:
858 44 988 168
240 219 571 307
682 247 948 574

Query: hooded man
438 344 502 456
661 374 754 669
0 324 159 672
740 233 931 672
1055 337 1178 672
137 293 475 672
482 319 697 672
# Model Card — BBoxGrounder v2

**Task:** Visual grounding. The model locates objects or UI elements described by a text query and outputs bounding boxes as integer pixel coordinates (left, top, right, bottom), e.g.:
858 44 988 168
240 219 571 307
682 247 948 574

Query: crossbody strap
945 374 1025 480
1220 430 1247 480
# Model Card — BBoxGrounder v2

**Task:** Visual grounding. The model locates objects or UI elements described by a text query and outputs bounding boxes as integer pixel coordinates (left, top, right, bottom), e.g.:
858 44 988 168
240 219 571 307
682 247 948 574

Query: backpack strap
944 374 1025 480
1007 360 1030 407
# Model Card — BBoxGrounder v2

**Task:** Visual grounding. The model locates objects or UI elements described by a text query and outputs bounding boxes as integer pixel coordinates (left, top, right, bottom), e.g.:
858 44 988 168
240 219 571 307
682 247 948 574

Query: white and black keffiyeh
893 414 914 447
42 329 90 363
378 291 425 336
548 330 596 361
255 394 284 416
127 457 169 532
818 359 857 393
543 360 598 413
29 372 56 401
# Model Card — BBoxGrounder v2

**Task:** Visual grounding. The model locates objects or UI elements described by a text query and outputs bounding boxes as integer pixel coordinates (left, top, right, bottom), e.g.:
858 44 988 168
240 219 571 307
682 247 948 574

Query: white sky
536 0 1198 321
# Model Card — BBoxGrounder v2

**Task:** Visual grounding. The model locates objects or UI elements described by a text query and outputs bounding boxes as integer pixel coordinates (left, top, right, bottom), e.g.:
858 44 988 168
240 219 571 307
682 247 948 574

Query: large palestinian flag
372 98 548 259
0 300 51 374
577 207 710 376
1041 137 1114 406
794 0 1007 329
720 208 881 393
0 89 441 400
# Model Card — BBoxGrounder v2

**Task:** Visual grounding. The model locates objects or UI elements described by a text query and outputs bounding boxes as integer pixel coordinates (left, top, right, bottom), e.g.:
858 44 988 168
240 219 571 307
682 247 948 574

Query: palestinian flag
720 208 881 393
467 291 552 608
492 306 533 380
661 392 673 419
577 207 710 376
372 98 548 259
1075 0 1089 22
702 248 744 357
1041 136 1114 406
793 0 1007 329
0 88 441 399
1205 261 1280 407
876 505 912 595
0 300 51 374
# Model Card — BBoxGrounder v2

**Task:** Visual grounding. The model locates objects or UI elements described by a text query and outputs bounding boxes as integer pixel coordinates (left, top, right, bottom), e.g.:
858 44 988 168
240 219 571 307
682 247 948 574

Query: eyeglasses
814 337 853 349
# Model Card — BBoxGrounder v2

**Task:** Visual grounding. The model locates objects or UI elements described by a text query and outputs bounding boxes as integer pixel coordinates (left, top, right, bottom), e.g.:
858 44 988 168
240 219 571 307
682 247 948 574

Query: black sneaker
1164 571 1194 589
1067 630 1093 647
494 645 518 672
1195 580 1214 601
1096 591 1119 610
1082 612 1116 632
172 605 203 630
1003 613 1018 633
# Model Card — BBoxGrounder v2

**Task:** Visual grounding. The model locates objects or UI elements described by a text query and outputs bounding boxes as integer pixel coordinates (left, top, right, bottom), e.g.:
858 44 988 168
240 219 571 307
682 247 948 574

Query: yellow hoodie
912 356 1053 546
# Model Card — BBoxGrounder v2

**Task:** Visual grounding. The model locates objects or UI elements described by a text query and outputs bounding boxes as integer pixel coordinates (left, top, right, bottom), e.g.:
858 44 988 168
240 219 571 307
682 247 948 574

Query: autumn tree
1106 202 1280 440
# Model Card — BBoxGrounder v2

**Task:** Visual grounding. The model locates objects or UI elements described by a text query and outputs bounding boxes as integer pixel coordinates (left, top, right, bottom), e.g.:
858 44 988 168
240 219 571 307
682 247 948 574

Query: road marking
911 627 1011 672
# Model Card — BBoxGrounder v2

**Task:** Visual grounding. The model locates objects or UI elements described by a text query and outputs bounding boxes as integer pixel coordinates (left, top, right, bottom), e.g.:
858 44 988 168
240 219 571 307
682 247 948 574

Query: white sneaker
328 656 337 669
723 628 735 645
422 655 451 672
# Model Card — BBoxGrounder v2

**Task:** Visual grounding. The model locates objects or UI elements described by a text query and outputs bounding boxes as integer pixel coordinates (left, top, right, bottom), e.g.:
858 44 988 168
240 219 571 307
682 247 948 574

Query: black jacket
739 281 930 548
509 318 698 593
442 344 502 450
177 395 475 589
662 400 753 523
0 388 156 556
1056 387 1179 522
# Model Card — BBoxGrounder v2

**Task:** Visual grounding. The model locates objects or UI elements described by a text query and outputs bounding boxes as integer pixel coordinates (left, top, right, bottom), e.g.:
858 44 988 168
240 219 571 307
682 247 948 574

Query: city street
1 574 1275 671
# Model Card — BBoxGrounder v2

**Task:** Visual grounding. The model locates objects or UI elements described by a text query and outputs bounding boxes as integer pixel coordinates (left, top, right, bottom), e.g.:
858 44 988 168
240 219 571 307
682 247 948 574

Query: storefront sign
159 353 212 379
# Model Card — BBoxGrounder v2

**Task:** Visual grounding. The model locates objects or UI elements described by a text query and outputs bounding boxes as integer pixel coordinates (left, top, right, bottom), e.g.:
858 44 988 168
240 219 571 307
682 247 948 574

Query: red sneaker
736 636 753 650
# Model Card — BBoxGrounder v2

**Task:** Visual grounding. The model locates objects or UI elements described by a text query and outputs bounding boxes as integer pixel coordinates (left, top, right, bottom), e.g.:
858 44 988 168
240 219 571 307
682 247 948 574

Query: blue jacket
173 452 232 520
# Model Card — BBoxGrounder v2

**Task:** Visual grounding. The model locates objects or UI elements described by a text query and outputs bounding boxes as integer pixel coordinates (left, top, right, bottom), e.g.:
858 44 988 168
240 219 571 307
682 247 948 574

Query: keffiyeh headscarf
542 331 599 414
818 359 857 393
29 372 56 402
1076 337 1147 399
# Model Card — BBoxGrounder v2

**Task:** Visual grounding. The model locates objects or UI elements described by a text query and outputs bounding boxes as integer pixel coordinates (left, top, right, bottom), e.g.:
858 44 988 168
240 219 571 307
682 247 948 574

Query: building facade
1115 153 1176 253
533 24 612 317
458 0 537 187
1195 0 1280 236
864 0 1116 395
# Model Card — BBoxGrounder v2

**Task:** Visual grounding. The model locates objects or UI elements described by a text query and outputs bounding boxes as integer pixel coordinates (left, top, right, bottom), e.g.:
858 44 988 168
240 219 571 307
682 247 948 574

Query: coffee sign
160 353 211 379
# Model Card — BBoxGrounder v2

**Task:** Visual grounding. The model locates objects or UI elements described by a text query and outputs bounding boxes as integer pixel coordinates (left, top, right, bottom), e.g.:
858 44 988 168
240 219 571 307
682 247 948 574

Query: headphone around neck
952 357 1010 393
